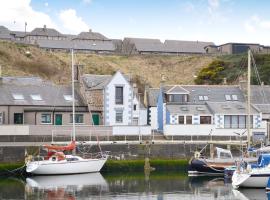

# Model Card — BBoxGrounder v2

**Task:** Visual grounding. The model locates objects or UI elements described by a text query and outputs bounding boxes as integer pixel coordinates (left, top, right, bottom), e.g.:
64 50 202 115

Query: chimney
144 84 150 106
89 29 92 32
133 83 138 95
43 25 47 31
239 80 247 95
261 82 264 86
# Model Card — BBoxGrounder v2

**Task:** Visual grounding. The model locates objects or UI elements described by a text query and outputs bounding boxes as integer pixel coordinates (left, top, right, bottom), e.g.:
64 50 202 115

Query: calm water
0 172 269 200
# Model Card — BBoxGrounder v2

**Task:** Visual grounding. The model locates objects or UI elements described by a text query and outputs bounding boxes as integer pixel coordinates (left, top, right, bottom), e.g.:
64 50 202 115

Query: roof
147 85 245 107
73 30 108 40
37 39 116 51
166 85 189 94
0 26 10 34
167 104 212 115
82 74 112 90
206 102 259 114
124 38 164 52
10 31 29 38
0 77 86 107
29 27 64 37
164 40 214 53
251 85 270 104
218 42 260 47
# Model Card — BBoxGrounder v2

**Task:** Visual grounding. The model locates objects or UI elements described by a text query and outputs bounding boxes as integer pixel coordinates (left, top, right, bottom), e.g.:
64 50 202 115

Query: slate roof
82 73 131 90
164 40 214 54
0 77 86 106
206 102 259 114
251 85 270 104
0 26 10 34
167 104 212 115
148 85 245 107
29 27 64 37
37 40 116 51
166 85 189 94
73 31 108 40
124 38 164 52
82 74 112 90
10 31 29 38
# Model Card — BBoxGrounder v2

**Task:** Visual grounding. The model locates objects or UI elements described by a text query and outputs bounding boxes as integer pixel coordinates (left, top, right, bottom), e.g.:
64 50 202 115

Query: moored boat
232 154 270 188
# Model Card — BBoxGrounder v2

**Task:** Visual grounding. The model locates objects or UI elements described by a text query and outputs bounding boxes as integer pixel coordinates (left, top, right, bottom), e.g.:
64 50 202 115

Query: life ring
194 151 201 159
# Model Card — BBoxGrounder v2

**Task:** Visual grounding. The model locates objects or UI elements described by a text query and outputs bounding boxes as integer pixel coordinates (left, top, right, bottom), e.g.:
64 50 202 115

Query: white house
146 85 267 139
81 71 147 126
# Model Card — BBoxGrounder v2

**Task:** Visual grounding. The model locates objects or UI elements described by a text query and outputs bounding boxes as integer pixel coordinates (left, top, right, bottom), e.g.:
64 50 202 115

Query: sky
0 0 270 45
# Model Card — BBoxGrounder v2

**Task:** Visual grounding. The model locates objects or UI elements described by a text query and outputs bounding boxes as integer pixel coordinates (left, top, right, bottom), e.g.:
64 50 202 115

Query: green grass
101 159 188 172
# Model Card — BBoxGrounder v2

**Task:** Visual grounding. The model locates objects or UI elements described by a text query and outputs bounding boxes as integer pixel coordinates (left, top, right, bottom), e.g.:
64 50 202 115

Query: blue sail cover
251 154 270 168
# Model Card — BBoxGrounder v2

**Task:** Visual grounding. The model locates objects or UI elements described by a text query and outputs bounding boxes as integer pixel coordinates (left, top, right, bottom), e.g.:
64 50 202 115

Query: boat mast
247 49 251 149
71 49 76 142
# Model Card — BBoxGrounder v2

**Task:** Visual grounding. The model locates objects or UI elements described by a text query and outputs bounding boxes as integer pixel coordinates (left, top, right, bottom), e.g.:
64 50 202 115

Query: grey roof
0 77 86 106
253 104 270 114
166 85 189 94
10 31 29 38
164 40 214 54
206 102 259 114
251 85 270 104
37 39 116 51
82 74 112 90
148 85 245 107
124 38 164 52
167 104 212 115
73 31 108 40
0 26 10 34
29 27 64 37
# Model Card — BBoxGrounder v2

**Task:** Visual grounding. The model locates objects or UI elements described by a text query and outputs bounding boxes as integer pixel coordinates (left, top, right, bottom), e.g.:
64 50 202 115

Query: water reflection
25 173 108 199
1 172 270 199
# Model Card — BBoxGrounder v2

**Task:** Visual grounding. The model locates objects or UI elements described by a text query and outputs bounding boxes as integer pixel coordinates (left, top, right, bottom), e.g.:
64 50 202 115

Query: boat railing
80 151 110 159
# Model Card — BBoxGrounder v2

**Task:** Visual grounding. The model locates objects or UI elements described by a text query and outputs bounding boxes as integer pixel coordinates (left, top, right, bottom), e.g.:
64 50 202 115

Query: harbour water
0 172 269 200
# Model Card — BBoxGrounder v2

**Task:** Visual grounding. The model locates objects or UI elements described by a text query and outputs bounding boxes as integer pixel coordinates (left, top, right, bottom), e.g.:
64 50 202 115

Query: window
70 114 84 124
232 95 238 101
186 116 192 124
14 113 23 124
0 112 3 124
115 86 123 105
178 116 184 124
225 95 231 101
12 94 24 100
200 116 212 124
115 110 123 123
30 94 42 101
64 95 73 101
224 115 253 129
133 104 137 111
168 94 188 103
199 95 208 101
41 114 52 124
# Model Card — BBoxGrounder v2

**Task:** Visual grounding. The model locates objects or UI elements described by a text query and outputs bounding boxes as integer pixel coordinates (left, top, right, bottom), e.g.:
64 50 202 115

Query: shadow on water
0 172 269 199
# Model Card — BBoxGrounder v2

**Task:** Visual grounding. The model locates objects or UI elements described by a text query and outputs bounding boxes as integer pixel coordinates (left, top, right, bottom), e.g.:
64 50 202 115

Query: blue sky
1 0 270 45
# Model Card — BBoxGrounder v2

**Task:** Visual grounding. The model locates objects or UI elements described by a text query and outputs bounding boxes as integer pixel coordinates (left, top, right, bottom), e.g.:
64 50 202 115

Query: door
55 114 62 125
14 113 23 124
92 114 100 125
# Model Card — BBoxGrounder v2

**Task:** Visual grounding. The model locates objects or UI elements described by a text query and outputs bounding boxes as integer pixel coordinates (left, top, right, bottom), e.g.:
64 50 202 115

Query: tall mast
71 49 76 141
247 49 251 149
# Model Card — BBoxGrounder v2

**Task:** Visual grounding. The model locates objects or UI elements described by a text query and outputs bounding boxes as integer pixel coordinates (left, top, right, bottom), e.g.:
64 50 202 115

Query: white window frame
69 114 84 124
232 95 238 101
115 110 123 123
0 112 3 124
63 95 73 101
41 113 52 124
225 95 231 101
204 96 209 100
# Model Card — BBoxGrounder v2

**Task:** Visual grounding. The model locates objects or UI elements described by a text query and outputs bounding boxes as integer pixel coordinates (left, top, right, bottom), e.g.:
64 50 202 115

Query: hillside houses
1 25 270 55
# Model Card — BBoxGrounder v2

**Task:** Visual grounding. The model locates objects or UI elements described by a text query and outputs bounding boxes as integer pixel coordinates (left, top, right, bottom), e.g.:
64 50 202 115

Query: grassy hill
0 40 215 88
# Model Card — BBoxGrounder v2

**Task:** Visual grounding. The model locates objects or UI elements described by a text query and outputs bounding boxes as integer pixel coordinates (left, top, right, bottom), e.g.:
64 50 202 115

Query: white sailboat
26 49 108 175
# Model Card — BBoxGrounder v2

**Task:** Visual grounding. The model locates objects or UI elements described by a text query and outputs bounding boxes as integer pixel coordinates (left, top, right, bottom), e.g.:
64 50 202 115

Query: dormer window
225 95 231 101
167 94 188 103
12 94 24 100
232 95 238 101
199 95 208 101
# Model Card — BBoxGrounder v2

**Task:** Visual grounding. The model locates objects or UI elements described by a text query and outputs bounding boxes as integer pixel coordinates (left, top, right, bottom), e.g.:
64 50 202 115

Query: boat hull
188 158 232 175
232 172 270 188
26 158 107 175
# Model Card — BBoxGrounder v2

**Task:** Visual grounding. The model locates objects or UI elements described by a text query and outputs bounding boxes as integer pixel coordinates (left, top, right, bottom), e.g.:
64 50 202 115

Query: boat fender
194 151 201 159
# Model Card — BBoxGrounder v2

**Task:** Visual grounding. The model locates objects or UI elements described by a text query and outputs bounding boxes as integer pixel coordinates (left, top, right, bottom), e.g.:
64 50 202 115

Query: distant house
122 37 214 55
0 26 12 40
0 77 89 126
205 43 270 54
72 29 109 41
81 71 147 126
146 85 266 138
25 25 67 44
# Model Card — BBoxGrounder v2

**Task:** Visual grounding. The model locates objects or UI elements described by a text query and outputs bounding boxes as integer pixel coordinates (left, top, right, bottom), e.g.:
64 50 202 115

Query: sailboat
231 50 270 188
26 49 108 175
